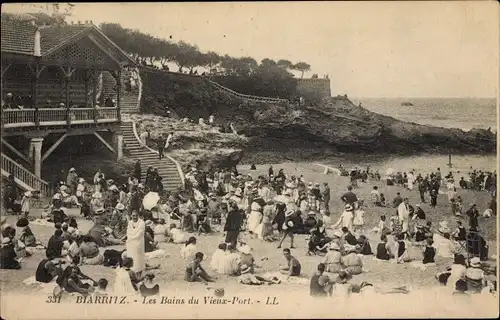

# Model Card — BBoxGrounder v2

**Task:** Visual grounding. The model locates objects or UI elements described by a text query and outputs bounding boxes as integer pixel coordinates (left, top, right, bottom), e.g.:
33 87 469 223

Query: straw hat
345 204 354 211
24 191 32 197
115 203 125 211
469 257 481 268
1 237 11 245
240 264 252 274
59 185 68 192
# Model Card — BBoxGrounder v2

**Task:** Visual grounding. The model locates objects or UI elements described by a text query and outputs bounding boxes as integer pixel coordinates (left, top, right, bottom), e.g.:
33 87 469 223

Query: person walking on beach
321 182 330 212
224 202 243 247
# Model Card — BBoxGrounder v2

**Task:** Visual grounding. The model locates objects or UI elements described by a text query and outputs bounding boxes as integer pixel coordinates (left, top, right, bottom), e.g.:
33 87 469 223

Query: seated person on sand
332 271 353 298
465 257 486 293
219 244 241 276
114 257 143 293
153 219 168 243
7 227 30 258
168 224 186 243
0 237 21 270
79 235 104 265
89 218 124 247
310 263 334 297
308 220 331 256
375 215 391 235
341 227 358 251
180 237 197 260
279 248 301 276
46 229 67 259
36 256 64 283
435 254 467 290
393 233 412 263
185 252 216 284
356 235 372 255
57 256 96 296
197 214 212 235
411 238 436 269
92 279 109 297
17 218 37 247
375 234 392 260
139 273 160 297
341 247 363 275
58 186 82 207
322 242 343 273
210 243 227 274
64 234 81 262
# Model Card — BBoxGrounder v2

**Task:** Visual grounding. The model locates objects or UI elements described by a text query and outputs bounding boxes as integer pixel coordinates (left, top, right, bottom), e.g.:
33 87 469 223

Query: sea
338 97 498 173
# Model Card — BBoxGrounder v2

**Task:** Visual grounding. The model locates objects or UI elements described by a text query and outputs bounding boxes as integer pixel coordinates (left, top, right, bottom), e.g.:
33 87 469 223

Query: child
20 191 32 218
93 278 109 296
422 238 436 264
379 193 386 207
377 215 391 235
197 215 211 235
353 202 365 234
139 273 160 297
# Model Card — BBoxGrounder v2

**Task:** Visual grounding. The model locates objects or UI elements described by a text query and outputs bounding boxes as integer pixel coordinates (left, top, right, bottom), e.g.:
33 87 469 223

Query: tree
204 51 222 72
277 59 293 70
173 41 200 72
292 62 311 78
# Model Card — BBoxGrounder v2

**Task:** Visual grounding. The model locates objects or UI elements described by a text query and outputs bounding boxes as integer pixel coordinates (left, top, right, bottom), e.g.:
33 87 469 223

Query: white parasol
273 195 291 204
143 192 160 210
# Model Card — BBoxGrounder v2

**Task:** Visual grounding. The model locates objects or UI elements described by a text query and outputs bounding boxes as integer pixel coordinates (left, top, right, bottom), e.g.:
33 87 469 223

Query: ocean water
351 97 497 132
344 98 497 172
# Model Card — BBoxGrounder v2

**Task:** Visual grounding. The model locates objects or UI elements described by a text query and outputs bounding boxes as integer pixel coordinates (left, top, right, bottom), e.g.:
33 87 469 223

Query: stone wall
296 78 331 102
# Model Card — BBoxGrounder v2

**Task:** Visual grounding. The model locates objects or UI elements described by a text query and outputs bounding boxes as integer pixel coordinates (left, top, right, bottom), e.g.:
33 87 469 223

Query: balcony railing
1 153 51 196
2 107 119 128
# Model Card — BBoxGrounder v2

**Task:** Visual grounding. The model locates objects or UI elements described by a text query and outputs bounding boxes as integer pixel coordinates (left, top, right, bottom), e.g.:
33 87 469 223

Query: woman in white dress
126 211 146 274
247 201 263 236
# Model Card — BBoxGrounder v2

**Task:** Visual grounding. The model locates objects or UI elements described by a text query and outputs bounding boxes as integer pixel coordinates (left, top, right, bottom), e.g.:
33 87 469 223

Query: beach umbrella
385 168 395 176
143 192 160 211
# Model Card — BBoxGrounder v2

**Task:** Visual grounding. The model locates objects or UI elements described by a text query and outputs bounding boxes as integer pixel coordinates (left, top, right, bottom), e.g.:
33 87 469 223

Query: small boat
401 102 414 106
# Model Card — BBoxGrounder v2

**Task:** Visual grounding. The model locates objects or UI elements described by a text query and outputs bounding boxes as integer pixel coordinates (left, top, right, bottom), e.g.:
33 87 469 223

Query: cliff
138 69 496 164
129 114 248 171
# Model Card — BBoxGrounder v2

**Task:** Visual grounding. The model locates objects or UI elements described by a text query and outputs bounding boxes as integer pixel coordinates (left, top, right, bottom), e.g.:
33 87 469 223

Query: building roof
39 24 91 55
1 18 135 66
1 19 37 55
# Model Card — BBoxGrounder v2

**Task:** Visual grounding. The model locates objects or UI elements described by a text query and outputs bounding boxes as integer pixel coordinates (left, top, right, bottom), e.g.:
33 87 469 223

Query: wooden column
92 69 98 123
117 68 122 122
65 73 71 127
84 70 89 107
30 137 44 178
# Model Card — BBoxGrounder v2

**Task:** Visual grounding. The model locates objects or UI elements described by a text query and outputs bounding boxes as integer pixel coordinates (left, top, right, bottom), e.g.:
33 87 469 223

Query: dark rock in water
401 102 414 106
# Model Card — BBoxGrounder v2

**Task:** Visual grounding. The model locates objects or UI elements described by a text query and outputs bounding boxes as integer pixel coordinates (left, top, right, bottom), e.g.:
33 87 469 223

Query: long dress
126 219 146 273
114 267 137 295
247 202 263 234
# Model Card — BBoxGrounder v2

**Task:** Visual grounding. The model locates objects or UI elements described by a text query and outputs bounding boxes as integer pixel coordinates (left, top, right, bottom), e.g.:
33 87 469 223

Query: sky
3 2 499 98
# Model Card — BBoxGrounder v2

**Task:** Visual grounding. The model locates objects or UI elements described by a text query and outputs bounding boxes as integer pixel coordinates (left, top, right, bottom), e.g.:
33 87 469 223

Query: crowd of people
0 160 497 299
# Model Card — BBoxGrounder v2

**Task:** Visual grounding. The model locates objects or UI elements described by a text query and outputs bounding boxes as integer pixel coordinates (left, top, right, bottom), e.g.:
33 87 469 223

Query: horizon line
351 96 496 100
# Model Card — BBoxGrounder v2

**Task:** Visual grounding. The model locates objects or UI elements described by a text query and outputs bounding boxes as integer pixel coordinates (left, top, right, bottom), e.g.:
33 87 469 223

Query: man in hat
397 198 411 238
321 182 331 212
224 201 244 247
66 168 78 195
466 203 480 230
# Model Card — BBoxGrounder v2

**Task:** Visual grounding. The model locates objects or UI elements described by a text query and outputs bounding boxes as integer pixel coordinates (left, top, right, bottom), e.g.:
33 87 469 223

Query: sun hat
240 264 252 274
145 220 154 227
239 245 251 255
52 193 62 200
16 218 29 228
69 167 76 172
345 204 354 211
1 237 11 245
115 203 125 211
95 208 105 214
285 209 294 217
24 191 32 197
469 257 481 268
59 185 68 192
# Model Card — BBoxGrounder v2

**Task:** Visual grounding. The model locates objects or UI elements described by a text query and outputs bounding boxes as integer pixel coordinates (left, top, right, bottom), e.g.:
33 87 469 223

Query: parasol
143 192 160 210
273 195 291 204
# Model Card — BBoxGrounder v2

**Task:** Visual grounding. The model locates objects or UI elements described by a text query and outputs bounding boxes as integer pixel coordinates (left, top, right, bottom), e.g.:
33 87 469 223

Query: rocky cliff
139 69 496 164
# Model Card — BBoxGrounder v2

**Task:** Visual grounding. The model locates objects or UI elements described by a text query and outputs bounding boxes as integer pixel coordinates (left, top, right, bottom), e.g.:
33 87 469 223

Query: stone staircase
102 69 141 113
120 121 184 191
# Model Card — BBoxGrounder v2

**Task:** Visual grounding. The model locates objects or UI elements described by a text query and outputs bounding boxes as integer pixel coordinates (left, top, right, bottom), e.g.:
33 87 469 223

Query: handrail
129 120 185 187
1 107 119 128
1 153 51 196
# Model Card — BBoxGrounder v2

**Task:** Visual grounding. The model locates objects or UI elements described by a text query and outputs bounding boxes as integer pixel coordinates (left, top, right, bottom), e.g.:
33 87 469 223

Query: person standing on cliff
209 114 215 125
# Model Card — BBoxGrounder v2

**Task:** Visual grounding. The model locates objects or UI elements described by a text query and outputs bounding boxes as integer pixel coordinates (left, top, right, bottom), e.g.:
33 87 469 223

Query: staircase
102 69 141 113
1 153 51 196
120 121 184 191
